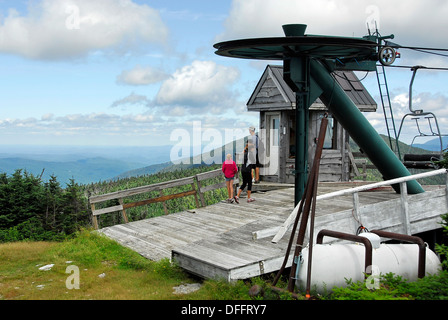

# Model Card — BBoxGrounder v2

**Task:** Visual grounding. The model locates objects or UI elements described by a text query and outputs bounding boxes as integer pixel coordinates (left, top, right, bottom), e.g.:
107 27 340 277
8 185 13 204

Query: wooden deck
98 179 447 282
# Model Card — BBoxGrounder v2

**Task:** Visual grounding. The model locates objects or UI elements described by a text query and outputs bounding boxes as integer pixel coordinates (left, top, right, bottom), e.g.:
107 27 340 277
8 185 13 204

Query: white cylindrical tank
295 243 441 293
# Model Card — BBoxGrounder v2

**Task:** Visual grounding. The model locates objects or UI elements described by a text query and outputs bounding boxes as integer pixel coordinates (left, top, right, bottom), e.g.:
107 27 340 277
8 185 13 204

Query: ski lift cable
384 40 448 52
411 48 448 58
381 64 448 71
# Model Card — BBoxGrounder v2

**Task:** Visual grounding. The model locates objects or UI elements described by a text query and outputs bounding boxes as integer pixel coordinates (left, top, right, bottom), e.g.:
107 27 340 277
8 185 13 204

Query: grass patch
0 230 294 300
0 230 197 300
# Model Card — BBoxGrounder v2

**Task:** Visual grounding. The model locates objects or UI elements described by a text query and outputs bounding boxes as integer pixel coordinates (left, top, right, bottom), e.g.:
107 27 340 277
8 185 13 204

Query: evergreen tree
0 172 13 229
61 178 89 235
43 175 64 232
0 170 89 242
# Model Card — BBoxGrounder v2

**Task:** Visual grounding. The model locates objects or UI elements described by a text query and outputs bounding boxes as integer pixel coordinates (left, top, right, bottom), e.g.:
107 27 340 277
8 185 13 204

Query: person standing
235 142 256 203
249 126 260 183
222 153 238 203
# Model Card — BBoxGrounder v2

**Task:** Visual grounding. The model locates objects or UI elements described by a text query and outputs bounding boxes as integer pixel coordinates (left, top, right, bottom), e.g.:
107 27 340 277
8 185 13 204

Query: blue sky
0 0 447 147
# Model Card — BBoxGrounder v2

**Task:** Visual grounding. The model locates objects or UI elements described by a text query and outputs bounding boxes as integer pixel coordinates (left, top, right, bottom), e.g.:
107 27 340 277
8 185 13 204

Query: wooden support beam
119 198 128 224
159 189 168 215
91 203 98 230
400 181 411 235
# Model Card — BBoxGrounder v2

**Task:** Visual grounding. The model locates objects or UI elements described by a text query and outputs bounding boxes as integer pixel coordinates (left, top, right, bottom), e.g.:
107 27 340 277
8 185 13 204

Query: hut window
321 115 336 149
289 117 296 158
272 117 280 146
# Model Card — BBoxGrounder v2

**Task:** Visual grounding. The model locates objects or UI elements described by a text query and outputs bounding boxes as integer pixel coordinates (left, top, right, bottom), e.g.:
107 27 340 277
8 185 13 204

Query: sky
0 0 448 148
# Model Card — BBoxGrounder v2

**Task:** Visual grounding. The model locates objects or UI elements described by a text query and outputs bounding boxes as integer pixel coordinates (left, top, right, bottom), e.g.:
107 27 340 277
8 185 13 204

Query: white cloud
0 110 259 146
117 65 169 86
155 60 240 107
391 91 448 117
110 92 150 109
0 0 169 60
217 0 448 50
41 113 54 121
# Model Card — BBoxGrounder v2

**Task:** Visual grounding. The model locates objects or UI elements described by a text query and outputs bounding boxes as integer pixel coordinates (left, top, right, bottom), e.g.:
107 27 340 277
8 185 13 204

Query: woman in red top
222 153 238 203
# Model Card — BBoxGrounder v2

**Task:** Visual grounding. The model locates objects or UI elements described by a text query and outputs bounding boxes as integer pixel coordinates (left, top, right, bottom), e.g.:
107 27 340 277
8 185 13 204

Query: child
222 153 238 203
235 142 256 203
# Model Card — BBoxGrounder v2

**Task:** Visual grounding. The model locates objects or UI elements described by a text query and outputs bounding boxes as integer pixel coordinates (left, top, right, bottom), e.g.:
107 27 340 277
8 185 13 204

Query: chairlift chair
397 66 447 169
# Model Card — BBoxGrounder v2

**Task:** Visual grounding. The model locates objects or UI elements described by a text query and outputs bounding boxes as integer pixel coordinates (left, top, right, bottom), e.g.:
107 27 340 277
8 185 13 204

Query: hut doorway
264 112 280 176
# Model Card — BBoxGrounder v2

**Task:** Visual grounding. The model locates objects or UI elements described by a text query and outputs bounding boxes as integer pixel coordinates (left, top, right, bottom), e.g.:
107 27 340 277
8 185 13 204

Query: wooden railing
89 169 239 229
263 168 448 243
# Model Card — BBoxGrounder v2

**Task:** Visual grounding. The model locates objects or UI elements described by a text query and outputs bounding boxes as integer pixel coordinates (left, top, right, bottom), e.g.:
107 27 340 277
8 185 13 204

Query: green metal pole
284 57 312 206
294 89 309 205
282 25 315 205
310 59 424 194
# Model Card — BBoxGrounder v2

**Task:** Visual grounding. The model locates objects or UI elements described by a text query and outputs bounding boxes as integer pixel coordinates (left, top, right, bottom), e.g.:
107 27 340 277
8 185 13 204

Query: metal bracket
258 261 265 274
291 254 303 280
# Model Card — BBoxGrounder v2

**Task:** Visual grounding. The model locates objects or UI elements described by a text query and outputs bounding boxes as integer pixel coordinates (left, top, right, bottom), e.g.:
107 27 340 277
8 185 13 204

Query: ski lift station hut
247 65 377 184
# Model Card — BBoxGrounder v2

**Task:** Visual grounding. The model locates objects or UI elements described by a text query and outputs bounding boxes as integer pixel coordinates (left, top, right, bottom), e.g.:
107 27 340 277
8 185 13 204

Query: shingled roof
247 65 377 112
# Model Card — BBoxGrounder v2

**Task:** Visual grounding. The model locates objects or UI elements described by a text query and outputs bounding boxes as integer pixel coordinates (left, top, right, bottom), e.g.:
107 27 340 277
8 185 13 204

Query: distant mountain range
412 136 448 152
0 157 142 185
113 138 246 179
0 145 174 185
0 141 242 185
0 135 445 186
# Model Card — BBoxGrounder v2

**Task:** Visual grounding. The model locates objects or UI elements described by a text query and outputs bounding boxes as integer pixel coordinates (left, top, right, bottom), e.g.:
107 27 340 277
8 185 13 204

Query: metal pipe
409 67 418 113
310 59 425 194
305 116 328 296
316 229 373 276
371 230 426 278
272 139 317 287
287 116 327 292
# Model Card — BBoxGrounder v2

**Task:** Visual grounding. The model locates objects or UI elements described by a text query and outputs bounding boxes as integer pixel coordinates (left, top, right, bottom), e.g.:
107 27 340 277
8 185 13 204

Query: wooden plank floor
98 182 447 281
99 186 296 261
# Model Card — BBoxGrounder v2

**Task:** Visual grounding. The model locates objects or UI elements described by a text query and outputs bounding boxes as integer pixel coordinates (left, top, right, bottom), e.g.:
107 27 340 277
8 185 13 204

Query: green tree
0 170 47 241
0 170 90 242
43 174 64 232
60 178 89 235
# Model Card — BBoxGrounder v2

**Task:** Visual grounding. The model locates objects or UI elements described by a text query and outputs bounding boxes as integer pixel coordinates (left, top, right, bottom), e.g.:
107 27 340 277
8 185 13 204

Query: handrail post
91 203 98 230
191 182 200 208
445 171 448 206
352 191 360 229
195 174 206 207
159 189 168 215
399 181 411 235
119 198 129 223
